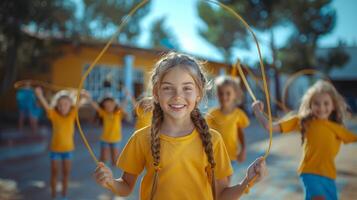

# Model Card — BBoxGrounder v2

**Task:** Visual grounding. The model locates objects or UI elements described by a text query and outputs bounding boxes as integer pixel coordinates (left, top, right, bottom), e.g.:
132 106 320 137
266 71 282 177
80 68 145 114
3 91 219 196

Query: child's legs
50 153 60 198
18 111 25 130
29 116 38 134
300 173 337 200
109 142 120 166
100 141 110 163
61 158 72 197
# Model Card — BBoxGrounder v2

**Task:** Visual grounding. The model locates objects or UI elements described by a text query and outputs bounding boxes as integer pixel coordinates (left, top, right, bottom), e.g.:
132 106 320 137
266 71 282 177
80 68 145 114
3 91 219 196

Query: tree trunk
1 32 20 94
270 30 282 113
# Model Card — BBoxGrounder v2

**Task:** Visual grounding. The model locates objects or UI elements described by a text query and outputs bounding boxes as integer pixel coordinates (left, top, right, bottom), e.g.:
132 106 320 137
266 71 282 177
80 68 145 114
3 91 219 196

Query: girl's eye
183 87 193 91
162 86 172 91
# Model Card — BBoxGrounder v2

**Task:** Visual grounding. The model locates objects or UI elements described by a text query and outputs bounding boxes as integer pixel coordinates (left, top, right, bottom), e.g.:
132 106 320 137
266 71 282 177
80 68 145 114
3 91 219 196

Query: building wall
0 44 229 120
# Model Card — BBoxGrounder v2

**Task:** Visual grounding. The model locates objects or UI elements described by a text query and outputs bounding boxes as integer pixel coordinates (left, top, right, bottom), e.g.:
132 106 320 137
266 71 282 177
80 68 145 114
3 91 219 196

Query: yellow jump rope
74 0 273 195
14 0 325 197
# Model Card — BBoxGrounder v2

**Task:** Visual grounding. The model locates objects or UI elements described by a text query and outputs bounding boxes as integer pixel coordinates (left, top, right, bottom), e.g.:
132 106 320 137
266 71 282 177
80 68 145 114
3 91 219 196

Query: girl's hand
94 162 115 190
246 157 267 183
252 100 264 113
80 90 91 100
34 87 43 97
237 149 246 163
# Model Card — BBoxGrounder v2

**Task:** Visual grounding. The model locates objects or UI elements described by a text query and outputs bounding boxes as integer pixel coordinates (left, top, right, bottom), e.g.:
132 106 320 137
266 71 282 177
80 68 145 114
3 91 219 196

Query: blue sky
138 0 357 64
73 0 357 64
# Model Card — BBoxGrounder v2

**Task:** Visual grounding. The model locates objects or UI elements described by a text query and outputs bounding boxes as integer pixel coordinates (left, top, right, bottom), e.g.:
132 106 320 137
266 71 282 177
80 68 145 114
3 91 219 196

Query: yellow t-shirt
206 107 250 160
98 109 123 143
47 108 76 152
117 127 233 200
134 106 152 130
279 116 357 179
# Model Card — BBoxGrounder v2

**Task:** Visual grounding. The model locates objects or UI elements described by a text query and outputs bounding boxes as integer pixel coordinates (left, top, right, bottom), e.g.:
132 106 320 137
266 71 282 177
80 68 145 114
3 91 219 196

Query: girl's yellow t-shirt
98 109 122 143
47 108 76 152
117 127 233 200
279 116 357 179
206 108 250 160
134 106 152 130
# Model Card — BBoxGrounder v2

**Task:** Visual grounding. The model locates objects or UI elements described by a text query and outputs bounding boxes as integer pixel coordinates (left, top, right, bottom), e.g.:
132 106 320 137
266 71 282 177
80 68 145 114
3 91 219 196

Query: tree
78 0 151 44
278 0 346 73
0 0 76 93
197 1 250 62
317 41 350 73
0 0 152 93
197 0 289 112
149 17 179 50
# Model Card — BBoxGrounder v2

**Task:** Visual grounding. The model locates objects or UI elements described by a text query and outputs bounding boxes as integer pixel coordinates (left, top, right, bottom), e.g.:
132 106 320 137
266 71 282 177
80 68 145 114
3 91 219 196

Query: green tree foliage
197 1 249 62
77 0 150 44
0 0 76 93
0 0 151 93
149 17 179 50
278 0 348 73
317 41 350 73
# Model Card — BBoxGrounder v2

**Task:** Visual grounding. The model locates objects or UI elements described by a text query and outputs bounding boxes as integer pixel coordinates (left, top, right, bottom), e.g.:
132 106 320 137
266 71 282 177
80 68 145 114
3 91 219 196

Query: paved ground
0 117 356 200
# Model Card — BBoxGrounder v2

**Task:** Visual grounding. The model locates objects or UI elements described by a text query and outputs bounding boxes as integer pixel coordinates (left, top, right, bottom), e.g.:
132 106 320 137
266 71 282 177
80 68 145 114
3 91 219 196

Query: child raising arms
84 93 128 166
94 52 267 200
35 88 84 200
206 76 250 164
252 80 357 200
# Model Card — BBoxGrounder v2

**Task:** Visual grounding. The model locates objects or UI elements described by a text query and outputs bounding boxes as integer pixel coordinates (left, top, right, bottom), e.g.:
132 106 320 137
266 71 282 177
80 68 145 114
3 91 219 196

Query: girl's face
311 92 335 120
103 99 116 113
218 85 237 109
57 97 72 116
156 66 200 121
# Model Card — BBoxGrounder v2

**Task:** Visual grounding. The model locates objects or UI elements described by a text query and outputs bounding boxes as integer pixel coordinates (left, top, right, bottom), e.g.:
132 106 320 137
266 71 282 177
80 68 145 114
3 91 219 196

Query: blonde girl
206 76 250 164
85 93 127 166
35 87 84 200
94 52 267 200
252 80 357 200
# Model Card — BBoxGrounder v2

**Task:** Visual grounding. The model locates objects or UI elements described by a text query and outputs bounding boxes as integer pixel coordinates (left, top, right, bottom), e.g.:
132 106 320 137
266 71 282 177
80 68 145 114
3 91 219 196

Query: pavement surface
0 117 356 200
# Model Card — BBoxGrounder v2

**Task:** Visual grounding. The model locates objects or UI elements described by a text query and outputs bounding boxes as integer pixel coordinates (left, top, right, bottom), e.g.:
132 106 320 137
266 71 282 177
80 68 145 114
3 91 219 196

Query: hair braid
150 102 164 200
191 107 216 200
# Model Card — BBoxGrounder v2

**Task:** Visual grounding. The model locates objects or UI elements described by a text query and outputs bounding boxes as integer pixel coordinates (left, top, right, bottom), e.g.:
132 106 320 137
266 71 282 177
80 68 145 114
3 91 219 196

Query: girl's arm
81 91 101 111
252 101 281 132
34 87 50 111
94 162 138 196
123 86 137 106
237 128 246 162
216 157 267 200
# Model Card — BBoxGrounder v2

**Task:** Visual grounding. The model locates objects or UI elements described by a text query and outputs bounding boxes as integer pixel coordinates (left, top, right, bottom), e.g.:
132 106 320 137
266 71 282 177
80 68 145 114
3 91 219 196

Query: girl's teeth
170 105 184 108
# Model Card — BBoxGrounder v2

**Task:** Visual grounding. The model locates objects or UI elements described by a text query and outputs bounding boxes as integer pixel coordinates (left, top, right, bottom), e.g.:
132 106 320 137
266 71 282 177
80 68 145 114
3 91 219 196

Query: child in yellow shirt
35 87 85 200
93 52 267 200
134 97 153 130
206 76 250 164
252 80 357 200
86 93 127 166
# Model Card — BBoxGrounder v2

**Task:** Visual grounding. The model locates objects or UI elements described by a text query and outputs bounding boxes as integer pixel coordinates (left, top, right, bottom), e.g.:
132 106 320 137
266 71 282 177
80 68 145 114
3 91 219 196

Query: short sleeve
237 109 250 128
46 109 55 120
279 116 300 133
69 107 78 119
331 123 357 144
97 108 106 117
211 130 234 179
116 132 146 175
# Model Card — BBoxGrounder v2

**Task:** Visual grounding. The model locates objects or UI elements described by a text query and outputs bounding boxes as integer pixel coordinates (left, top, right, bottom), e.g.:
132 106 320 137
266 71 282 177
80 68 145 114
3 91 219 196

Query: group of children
31 52 356 200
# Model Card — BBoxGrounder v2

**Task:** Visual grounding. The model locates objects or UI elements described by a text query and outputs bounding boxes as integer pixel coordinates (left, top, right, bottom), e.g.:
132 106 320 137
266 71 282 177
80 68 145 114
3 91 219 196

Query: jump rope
12 0 327 197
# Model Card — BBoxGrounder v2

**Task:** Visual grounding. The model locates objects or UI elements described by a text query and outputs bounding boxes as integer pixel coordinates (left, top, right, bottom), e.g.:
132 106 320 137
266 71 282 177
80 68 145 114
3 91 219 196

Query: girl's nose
173 89 183 99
